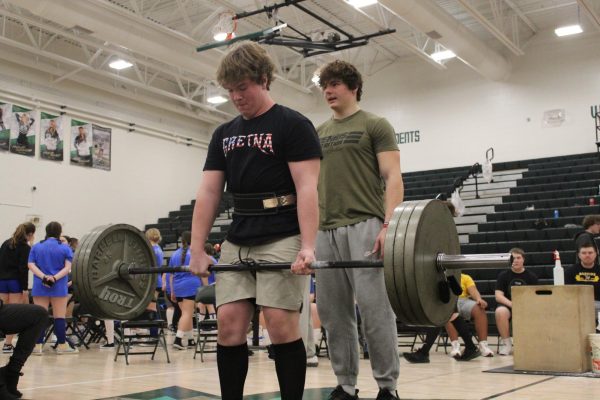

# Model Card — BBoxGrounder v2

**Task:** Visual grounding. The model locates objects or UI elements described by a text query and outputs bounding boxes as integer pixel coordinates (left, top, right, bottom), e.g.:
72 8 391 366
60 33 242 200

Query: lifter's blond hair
216 41 275 89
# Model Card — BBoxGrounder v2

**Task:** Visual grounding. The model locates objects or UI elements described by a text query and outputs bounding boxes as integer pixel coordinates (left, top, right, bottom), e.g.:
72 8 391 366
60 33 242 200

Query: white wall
306 31 600 172
3 28 600 240
0 126 206 241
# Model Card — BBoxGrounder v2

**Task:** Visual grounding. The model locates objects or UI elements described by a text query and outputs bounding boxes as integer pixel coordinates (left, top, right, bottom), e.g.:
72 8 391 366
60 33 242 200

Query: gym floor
8 337 600 400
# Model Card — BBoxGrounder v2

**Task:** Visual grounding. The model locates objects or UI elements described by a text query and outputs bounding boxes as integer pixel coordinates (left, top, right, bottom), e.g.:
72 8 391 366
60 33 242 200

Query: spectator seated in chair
565 243 600 331
453 273 494 357
573 215 600 258
494 247 539 356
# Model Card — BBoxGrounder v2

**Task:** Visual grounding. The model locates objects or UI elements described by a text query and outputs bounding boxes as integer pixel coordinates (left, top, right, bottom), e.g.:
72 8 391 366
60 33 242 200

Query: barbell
72 199 509 326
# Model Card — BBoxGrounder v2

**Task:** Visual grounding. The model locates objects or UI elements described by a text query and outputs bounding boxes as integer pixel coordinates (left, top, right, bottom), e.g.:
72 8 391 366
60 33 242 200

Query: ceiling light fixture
311 73 320 86
554 24 583 37
431 49 456 62
109 59 133 70
207 95 228 105
346 0 378 8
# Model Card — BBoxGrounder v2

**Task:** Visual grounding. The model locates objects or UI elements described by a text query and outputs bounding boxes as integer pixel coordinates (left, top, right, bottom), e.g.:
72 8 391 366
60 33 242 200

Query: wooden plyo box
512 285 596 373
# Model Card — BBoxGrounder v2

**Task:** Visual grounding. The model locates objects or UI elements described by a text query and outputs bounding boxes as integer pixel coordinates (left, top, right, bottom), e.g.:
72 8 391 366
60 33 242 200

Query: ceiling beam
334 0 445 70
578 0 600 30
457 0 524 56
503 0 537 33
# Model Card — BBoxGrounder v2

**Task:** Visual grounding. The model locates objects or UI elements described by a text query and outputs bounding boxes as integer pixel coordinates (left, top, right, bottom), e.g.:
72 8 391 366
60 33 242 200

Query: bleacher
143 151 599 340
456 152 599 338
144 192 233 248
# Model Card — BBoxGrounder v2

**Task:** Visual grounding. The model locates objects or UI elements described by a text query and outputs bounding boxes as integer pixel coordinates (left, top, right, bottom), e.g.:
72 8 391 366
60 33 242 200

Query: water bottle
553 250 564 286
553 209 559 219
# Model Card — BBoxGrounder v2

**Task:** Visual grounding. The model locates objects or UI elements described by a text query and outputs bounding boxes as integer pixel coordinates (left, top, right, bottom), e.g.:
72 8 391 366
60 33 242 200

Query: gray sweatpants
316 218 399 390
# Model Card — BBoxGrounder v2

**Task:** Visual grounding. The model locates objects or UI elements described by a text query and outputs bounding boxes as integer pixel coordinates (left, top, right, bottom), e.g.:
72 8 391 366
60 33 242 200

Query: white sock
451 340 460 348
176 330 184 339
166 308 174 326
185 330 194 342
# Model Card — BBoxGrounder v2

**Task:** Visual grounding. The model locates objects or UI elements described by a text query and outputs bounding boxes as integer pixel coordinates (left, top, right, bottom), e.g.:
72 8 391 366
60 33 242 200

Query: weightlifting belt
232 192 297 216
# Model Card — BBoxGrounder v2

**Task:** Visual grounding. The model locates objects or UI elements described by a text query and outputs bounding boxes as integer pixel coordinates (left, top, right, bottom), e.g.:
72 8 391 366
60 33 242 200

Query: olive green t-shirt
317 110 399 230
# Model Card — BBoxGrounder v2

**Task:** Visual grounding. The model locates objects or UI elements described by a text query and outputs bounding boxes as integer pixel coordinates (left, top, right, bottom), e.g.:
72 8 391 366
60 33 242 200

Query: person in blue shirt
163 271 179 332
28 221 77 355
197 243 217 320
145 228 164 338
169 231 201 349
146 228 164 293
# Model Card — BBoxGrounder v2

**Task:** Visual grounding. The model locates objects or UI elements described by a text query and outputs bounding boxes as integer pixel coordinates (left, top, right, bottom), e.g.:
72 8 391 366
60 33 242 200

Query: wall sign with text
395 130 420 145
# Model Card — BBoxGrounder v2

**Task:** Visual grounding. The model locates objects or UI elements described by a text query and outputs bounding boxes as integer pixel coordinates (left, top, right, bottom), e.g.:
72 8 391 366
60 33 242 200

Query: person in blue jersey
28 221 77 355
146 228 164 293
189 41 320 400
169 231 201 349
196 243 217 320
145 228 163 339
0 222 36 353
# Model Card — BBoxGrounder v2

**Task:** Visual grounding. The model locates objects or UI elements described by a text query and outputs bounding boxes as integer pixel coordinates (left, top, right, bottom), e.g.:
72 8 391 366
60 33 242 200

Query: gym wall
306 30 600 172
0 59 211 240
0 126 207 241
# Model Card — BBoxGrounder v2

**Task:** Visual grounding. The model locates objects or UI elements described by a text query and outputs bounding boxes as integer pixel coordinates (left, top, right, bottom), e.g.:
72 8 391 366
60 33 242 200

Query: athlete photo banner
92 124 111 171
9 104 37 157
40 112 64 161
0 102 11 151
70 119 93 167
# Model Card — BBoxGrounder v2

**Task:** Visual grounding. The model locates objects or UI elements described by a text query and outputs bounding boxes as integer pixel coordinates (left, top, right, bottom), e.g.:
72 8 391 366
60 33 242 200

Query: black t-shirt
204 104 322 245
495 268 539 302
0 239 30 289
565 262 600 301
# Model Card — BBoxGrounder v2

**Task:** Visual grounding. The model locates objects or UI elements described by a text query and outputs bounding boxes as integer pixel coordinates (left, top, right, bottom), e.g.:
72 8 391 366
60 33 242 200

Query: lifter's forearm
383 173 404 222
296 185 319 251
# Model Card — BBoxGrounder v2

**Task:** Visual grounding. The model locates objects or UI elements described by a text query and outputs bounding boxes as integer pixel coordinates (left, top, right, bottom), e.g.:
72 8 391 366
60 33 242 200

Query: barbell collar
436 253 510 270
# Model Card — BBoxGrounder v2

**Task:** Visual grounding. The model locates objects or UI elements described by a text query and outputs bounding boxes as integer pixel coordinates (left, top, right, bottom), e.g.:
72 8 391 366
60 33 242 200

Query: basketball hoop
213 11 237 42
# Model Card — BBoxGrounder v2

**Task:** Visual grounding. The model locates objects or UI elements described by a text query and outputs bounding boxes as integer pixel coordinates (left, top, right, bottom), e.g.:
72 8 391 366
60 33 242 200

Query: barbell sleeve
436 253 510 270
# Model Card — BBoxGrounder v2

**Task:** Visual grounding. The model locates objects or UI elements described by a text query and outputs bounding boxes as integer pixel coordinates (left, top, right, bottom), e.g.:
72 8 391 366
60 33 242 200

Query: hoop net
213 12 237 40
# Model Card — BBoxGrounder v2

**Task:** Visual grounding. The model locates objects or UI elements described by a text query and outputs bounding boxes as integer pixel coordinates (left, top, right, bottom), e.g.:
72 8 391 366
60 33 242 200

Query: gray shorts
215 235 308 311
457 298 476 320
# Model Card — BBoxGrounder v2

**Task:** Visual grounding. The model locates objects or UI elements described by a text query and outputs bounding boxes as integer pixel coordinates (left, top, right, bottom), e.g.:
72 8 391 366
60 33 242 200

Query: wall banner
0 102 11 151
9 105 37 157
92 124 111 171
40 112 64 161
70 119 93 167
